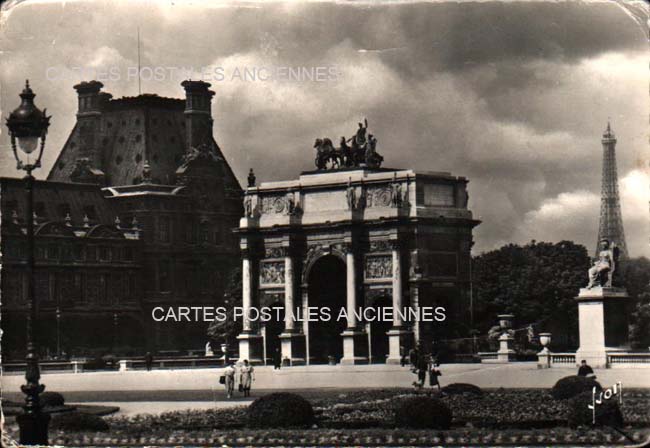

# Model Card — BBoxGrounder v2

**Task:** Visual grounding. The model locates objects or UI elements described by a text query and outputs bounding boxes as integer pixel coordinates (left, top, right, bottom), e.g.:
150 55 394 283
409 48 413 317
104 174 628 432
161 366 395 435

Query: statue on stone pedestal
243 195 254 218
346 177 356 210
354 118 368 147
348 119 369 166
587 239 619 289
390 173 402 207
365 134 384 169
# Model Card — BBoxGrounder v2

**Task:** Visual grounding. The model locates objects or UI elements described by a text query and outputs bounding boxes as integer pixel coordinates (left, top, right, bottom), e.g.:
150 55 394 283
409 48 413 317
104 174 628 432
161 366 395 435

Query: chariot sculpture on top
313 118 384 170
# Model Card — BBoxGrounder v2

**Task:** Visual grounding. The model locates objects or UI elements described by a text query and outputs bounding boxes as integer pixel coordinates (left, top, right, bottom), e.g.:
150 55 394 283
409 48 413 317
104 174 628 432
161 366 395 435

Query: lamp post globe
6 80 51 445
6 80 51 172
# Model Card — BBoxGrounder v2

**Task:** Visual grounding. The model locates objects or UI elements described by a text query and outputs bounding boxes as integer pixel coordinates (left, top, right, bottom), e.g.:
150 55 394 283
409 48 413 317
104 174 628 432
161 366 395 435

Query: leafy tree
619 257 650 299
630 298 650 349
472 240 590 349
206 267 242 348
625 258 650 349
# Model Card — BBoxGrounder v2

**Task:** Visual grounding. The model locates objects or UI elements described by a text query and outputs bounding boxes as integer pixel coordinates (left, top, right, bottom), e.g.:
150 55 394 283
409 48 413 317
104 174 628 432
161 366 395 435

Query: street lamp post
6 80 51 445
113 312 119 354
56 307 61 358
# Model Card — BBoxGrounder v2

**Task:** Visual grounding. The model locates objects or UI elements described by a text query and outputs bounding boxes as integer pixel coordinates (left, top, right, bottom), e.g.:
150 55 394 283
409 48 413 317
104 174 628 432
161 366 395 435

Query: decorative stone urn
539 333 552 353
498 314 514 331
536 332 552 369
497 314 515 363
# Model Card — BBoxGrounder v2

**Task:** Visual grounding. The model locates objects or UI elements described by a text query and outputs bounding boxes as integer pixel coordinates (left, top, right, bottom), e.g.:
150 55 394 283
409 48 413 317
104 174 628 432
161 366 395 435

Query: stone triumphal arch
236 167 479 365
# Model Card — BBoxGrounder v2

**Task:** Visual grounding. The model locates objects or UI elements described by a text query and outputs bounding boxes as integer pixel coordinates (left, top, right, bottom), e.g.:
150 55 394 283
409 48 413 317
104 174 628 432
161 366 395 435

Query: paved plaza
4 363 649 392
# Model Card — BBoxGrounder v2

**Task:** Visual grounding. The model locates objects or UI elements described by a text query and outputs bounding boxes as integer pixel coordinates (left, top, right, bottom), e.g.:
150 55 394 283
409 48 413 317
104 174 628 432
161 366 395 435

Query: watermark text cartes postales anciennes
152 306 447 323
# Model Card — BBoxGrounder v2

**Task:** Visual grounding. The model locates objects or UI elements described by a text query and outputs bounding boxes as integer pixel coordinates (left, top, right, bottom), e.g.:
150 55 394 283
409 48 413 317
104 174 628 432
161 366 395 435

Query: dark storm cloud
0 0 647 256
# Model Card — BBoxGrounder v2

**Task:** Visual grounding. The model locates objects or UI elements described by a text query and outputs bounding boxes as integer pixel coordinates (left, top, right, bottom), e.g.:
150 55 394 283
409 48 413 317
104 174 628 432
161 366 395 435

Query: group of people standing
221 359 255 399
405 343 442 391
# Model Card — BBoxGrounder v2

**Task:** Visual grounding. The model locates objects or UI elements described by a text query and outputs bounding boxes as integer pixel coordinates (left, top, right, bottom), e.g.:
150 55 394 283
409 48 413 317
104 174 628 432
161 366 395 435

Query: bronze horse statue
314 138 343 169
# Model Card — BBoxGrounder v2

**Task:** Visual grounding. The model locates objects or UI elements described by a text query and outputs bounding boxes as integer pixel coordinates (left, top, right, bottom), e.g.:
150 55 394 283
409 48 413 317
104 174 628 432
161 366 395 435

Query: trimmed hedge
393 395 452 429
247 393 315 428
442 383 483 396
567 391 623 428
50 412 109 432
551 376 601 400
40 391 65 407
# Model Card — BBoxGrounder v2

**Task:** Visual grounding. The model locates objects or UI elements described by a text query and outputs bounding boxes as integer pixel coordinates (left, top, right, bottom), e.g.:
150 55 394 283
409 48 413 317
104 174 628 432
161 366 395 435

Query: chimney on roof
181 80 215 151
73 81 109 116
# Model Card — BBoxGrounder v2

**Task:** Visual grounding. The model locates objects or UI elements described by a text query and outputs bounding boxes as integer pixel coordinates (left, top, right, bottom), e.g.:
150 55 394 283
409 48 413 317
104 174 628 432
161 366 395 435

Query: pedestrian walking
577 359 595 378
414 350 428 388
223 362 236 399
428 355 442 391
273 347 282 370
144 352 153 371
409 343 420 369
240 359 255 397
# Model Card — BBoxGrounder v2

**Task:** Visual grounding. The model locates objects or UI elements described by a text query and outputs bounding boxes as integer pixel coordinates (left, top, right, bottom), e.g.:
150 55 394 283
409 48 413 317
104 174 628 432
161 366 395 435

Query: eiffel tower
596 121 627 258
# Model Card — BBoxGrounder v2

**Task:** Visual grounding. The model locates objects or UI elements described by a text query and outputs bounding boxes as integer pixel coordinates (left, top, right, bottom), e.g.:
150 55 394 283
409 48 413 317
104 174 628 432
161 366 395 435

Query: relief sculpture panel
261 196 289 215
365 187 392 208
260 261 285 285
365 255 392 279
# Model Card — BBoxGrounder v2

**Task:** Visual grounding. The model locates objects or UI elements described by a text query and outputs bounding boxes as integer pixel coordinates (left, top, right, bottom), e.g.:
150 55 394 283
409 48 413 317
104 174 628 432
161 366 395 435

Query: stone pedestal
340 329 369 365
497 333 515 363
537 350 550 369
237 333 264 364
537 333 552 369
386 327 412 364
279 332 306 365
576 286 630 368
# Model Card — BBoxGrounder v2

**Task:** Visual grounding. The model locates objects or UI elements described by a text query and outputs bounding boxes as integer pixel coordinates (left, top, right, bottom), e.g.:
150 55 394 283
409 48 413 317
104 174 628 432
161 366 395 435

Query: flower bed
3 388 648 446
7 425 648 446
311 388 650 429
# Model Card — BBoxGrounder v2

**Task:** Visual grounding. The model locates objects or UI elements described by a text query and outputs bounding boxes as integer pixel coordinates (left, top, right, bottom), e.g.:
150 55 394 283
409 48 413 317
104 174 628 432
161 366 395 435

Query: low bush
393 395 452 429
442 383 483 396
551 376 601 400
50 412 109 432
567 391 623 428
247 393 315 428
40 391 65 407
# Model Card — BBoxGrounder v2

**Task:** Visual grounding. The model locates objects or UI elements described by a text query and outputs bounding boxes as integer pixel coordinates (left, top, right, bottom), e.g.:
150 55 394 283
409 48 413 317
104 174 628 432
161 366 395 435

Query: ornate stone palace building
236 167 479 365
1 80 242 359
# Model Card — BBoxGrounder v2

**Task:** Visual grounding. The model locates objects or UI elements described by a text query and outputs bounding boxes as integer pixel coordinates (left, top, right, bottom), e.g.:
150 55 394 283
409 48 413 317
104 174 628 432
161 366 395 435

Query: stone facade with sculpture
236 129 479 365
536 124 648 369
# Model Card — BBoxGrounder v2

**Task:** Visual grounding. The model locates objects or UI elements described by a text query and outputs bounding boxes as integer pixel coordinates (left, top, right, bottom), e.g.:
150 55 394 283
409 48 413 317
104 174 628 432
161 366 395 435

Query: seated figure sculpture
587 239 619 289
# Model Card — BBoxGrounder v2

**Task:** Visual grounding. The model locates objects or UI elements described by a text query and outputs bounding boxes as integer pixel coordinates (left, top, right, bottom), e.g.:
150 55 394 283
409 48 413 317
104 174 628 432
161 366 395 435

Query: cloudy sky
1 0 648 256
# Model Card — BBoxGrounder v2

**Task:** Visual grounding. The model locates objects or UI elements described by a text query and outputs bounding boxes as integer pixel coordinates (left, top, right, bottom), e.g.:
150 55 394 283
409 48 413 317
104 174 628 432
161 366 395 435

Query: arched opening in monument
307 255 347 364
368 296 392 363
263 302 284 365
